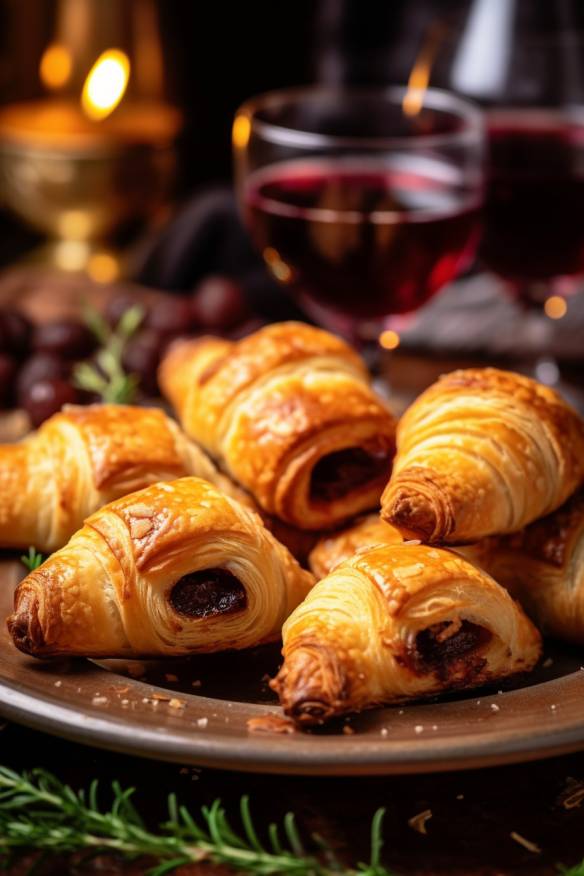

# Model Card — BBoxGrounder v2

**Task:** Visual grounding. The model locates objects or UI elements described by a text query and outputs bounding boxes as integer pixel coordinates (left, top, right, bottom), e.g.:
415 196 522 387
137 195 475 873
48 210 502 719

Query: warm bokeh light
39 44 72 90
544 295 568 320
403 63 431 118
402 23 444 117
379 329 401 350
81 49 130 121
263 246 292 283
87 251 119 283
232 114 251 149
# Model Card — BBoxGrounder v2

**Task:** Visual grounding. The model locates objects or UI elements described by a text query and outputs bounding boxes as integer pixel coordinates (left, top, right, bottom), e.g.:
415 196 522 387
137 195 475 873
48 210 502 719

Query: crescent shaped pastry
8 476 314 659
158 321 397 530
381 368 584 544
272 543 541 726
0 404 251 553
476 490 584 645
308 514 403 578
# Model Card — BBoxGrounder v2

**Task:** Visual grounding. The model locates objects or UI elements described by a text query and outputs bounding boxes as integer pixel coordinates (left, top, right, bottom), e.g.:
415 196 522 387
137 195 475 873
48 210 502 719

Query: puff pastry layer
0 404 249 553
308 514 403 578
273 543 541 725
476 490 584 644
159 322 397 530
381 368 584 544
8 476 314 658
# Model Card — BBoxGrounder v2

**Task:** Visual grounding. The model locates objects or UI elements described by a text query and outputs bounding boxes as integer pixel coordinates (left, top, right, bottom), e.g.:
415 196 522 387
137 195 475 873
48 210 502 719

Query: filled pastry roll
0 404 250 553
381 368 584 544
159 321 396 530
8 476 314 658
309 514 403 578
477 490 584 645
272 543 541 726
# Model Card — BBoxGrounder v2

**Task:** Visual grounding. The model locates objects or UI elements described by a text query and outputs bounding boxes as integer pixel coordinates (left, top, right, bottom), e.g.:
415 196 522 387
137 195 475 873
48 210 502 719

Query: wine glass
431 4 584 384
233 86 484 360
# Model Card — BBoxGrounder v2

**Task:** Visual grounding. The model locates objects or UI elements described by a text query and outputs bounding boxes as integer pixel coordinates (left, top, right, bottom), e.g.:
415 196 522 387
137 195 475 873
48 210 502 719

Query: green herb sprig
20 547 45 572
0 766 392 876
73 304 144 405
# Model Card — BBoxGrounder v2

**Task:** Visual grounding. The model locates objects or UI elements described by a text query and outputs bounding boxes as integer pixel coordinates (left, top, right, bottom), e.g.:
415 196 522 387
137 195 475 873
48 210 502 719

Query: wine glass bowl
482 108 584 300
234 86 484 333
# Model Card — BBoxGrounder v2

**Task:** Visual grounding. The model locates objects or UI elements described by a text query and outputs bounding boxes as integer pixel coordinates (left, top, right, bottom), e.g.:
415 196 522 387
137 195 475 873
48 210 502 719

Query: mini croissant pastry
308 514 403 578
272 543 541 726
476 490 584 645
381 368 584 544
8 477 314 658
0 404 250 553
158 322 396 530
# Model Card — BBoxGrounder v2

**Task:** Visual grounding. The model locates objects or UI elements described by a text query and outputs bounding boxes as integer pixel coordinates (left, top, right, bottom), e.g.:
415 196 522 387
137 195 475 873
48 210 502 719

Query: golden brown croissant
8 476 314 658
474 490 584 645
381 368 584 544
0 403 251 553
158 322 397 530
308 514 403 578
272 543 541 726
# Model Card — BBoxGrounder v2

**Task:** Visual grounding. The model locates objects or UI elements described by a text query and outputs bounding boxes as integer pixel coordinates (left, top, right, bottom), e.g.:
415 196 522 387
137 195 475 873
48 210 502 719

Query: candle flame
232 113 251 150
402 23 445 118
39 43 72 91
81 49 130 121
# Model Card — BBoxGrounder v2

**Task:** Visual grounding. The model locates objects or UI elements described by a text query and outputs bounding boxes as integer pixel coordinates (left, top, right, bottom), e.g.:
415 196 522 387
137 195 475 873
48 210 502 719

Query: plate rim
2 668 584 775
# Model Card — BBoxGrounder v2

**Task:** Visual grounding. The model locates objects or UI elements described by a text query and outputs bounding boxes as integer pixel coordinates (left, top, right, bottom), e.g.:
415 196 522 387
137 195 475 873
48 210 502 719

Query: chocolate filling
405 620 492 680
310 447 391 503
168 569 247 619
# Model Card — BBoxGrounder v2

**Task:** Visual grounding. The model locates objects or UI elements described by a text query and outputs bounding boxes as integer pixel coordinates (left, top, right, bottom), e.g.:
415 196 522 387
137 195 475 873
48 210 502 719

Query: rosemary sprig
0 766 393 875
561 864 584 876
20 546 45 572
73 304 144 404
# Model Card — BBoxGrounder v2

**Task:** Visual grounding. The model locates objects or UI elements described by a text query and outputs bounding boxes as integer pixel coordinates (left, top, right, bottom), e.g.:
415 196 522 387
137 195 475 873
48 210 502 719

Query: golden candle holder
0 1 183 276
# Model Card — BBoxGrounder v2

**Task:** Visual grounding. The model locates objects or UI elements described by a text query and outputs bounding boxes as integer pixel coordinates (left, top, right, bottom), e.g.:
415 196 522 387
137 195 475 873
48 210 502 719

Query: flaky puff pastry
8 476 314 659
381 368 584 544
272 543 541 726
474 490 584 645
309 514 403 578
0 404 251 553
158 322 396 530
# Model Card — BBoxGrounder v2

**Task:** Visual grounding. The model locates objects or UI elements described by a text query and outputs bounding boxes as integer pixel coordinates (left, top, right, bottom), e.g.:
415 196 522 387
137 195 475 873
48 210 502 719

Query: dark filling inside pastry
169 569 247 619
310 447 391 502
406 620 492 678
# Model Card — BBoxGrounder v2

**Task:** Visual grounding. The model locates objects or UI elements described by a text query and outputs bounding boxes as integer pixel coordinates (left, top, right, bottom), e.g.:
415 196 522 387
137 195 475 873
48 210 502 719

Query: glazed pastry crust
273 543 541 726
476 490 584 645
308 514 403 579
381 368 584 544
8 476 314 658
0 404 251 552
159 322 397 530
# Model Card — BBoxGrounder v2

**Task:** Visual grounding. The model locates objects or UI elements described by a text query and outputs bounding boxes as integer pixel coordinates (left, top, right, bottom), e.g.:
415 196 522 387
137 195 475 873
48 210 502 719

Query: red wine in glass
244 156 482 321
482 111 584 290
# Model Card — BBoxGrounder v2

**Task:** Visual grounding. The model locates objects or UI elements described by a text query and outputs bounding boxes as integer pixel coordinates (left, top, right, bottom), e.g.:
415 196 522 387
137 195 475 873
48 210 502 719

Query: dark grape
33 320 97 359
190 276 249 331
0 310 32 358
121 329 165 396
20 378 79 427
104 294 149 329
146 297 195 336
17 354 71 403
0 354 17 408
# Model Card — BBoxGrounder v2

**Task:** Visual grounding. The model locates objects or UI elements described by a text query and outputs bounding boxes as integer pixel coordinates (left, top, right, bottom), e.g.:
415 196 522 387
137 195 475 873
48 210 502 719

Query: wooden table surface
2 719 584 875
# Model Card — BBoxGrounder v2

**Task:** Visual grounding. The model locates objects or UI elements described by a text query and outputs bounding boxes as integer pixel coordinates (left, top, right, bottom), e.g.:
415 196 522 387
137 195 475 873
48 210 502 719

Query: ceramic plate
1 557 584 775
